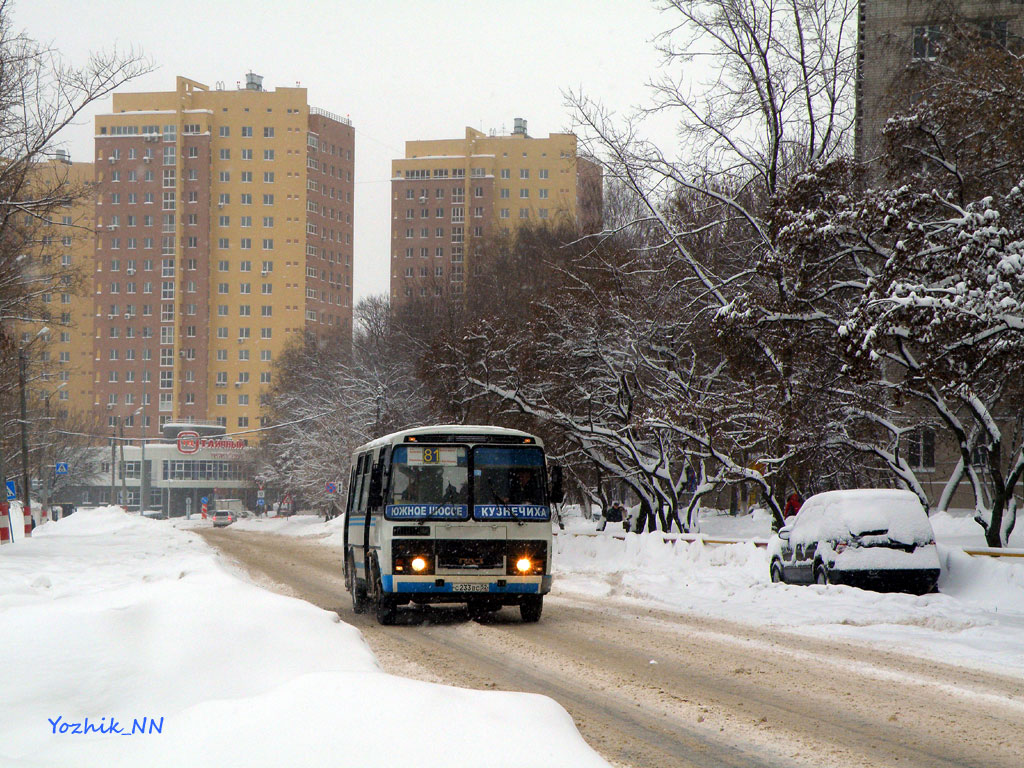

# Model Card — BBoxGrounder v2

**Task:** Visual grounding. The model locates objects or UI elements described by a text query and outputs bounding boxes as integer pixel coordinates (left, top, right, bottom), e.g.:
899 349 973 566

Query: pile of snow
553 529 1024 674
1 507 607 768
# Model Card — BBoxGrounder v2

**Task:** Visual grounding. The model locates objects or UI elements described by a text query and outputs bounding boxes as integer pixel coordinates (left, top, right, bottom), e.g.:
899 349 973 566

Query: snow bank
553 530 1024 675
1 507 607 768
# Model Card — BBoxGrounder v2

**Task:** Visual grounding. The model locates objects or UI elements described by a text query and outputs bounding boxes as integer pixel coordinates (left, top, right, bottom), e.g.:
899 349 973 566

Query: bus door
346 452 371 584
365 446 388 556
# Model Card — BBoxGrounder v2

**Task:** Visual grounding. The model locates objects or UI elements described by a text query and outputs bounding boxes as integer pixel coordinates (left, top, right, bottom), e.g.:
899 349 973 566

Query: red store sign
176 431 247 454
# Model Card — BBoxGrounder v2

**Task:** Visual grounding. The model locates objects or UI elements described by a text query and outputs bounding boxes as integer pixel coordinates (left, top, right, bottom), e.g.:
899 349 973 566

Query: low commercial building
62 422 256 516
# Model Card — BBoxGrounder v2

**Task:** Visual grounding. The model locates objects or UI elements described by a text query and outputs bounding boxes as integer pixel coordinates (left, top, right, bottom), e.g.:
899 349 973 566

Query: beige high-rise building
390 120 601 306
13 155 96 420
91 74 354 440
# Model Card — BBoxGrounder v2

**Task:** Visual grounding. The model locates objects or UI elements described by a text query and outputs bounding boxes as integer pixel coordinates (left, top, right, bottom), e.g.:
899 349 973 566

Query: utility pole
41 393 51 521
18 347 32 529
119 417 127 509
109 416 117 506
140 368 149 514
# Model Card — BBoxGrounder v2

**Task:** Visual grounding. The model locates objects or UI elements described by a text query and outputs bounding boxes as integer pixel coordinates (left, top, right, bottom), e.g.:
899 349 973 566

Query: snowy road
199 527 1024 768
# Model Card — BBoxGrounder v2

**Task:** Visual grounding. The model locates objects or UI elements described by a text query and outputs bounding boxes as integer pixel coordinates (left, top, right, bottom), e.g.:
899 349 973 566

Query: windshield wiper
485 479 526 526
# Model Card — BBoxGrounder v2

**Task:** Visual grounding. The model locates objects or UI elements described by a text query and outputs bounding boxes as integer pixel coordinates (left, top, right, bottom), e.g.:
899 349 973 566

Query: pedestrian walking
600 500 625 531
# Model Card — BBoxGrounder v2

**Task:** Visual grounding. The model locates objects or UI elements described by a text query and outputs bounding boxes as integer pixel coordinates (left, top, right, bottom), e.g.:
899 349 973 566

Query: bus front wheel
348 553 368 614
373 569 397 625
520 595 543 623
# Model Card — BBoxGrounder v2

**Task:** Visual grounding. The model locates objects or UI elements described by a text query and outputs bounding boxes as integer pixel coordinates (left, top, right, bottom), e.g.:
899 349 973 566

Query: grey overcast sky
13 0 672 304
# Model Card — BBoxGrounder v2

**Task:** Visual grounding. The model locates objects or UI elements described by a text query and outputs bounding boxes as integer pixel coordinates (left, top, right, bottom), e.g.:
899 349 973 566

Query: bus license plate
452 583 488 592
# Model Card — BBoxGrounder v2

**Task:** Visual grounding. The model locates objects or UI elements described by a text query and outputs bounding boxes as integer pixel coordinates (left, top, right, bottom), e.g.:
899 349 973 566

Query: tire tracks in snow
198 527 1024 768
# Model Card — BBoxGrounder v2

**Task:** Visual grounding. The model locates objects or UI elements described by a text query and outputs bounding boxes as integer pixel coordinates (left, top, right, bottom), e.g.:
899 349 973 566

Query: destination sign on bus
406 447 463 467
385 504 469 520
475 504 550 521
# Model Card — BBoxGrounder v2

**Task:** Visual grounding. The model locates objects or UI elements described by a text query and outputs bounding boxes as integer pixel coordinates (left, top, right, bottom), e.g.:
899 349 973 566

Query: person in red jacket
784 492 803 519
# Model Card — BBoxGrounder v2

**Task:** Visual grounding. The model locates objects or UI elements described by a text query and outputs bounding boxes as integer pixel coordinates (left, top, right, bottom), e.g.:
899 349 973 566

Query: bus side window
353 453 368 514
379 446 392 506
358 452 372 512
368 446 392 514
345 462 359 516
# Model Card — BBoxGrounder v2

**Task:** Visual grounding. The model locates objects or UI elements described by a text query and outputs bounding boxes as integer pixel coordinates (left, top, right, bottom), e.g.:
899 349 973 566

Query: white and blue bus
343 425 563 624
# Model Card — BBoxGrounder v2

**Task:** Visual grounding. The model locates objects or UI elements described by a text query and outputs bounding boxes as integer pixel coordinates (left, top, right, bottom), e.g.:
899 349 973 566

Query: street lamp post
109 416 117 507
140 369 149 515
41 382 66 522
119 417 127 510
129 405 144 513
19 347 31 528
17 329 49 528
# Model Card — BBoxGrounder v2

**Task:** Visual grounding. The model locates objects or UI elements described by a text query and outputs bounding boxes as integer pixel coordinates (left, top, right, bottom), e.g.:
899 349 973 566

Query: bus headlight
411 556 428 572
516 557 532 573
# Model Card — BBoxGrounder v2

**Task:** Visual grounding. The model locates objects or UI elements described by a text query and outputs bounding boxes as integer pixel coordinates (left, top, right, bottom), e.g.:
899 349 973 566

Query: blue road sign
55 462 69 475
325 481 337 494
201 496 209 505
5 481 15 501
256 498 265 507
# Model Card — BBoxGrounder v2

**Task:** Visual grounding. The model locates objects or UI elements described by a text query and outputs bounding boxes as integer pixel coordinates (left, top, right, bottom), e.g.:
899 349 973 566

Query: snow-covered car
210 509 235 528
768 489 940 594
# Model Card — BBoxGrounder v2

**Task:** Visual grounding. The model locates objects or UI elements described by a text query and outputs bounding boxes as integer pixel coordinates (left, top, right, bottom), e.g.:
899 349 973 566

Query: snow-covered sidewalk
0 508 607 768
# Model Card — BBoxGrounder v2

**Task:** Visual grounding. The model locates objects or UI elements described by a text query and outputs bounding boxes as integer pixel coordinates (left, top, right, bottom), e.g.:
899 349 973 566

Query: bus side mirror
549 465 565 505
368 462 383 509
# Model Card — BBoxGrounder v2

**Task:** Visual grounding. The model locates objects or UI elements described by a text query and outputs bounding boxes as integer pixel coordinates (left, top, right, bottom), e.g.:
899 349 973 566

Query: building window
912 25 942 60
906 427 935 470
980 20 1008 48
500 169 510 179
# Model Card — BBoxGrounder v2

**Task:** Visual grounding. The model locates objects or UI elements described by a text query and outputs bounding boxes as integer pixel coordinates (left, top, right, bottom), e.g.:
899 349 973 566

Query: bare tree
259 296 431 509
0 2 149 496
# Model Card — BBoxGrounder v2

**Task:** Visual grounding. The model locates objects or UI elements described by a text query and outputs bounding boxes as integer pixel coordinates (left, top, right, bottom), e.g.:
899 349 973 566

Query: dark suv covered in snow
768 489 940 594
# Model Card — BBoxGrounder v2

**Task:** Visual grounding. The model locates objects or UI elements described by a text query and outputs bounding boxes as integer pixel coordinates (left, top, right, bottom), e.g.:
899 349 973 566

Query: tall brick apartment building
91 75 354 439
390 120 602 307
855 0 1023 161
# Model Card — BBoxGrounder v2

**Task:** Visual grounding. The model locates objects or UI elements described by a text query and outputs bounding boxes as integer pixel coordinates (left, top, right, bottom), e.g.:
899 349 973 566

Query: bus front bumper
382 574 551 603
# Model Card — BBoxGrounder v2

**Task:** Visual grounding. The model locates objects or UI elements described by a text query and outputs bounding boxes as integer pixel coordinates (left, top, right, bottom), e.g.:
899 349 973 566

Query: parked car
211 509 235 528
768 489 940 594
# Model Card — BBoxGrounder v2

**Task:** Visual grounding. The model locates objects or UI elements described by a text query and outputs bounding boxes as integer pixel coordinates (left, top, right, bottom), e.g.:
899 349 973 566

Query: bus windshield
389 445 469 514
473 446 546 507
